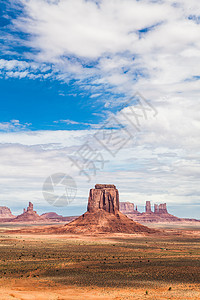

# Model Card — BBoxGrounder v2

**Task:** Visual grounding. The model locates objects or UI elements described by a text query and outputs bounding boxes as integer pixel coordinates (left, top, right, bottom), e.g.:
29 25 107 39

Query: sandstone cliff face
145 201 152 213
119 201 134 213
154 204 159 214
119 202 141 216
87 184 119 215
158 203 167 214
0 206 14 218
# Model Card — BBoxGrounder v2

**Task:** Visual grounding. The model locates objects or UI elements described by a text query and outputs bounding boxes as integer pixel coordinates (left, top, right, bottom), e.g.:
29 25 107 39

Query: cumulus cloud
117 94 200 151
16 0 170 59
0 0 198 99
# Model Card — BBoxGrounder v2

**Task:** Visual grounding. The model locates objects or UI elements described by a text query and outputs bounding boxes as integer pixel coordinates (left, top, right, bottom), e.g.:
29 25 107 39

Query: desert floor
0 224 199 299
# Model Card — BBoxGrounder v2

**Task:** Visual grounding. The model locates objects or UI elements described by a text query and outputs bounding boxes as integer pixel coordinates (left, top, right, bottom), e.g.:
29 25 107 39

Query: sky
0 0 200 218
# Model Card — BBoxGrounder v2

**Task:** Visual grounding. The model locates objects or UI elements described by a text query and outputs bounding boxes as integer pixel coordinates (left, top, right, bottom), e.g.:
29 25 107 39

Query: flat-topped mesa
120 202 134 213
95 184 116 189
87 184 119 215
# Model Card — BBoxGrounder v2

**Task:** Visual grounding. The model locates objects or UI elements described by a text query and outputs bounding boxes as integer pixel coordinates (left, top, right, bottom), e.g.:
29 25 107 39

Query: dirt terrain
0 224 199 299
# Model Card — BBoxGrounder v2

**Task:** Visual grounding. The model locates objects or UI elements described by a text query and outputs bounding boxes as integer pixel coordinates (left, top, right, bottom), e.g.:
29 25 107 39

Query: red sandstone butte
120 201 200 223
0 206 15 219
63 184 156 234
12 202 45 222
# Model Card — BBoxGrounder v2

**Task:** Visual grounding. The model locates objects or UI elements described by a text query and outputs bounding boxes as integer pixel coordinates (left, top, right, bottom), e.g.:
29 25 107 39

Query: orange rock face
87 184 119 214
0 206 14 218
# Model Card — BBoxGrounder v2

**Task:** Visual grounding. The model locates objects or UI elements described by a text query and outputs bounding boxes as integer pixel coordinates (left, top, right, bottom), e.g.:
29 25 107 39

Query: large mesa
64 184 155 234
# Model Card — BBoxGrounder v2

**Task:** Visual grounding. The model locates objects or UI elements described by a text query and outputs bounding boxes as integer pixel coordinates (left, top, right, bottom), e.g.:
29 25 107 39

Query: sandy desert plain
0 222 199 300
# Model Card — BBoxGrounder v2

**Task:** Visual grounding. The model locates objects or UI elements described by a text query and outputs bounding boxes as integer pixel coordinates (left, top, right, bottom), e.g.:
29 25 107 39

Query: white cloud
53 119 102 129
117 95 200 151
0 129 92 147
0 0 199 102
0 120 31 131
9 0 198 92
54 119 80 125
16 0 170 60
0 0 200 217
0 58 52 79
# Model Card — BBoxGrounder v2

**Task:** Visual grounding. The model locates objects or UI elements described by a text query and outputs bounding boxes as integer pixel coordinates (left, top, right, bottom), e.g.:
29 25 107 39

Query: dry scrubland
0 225 199 299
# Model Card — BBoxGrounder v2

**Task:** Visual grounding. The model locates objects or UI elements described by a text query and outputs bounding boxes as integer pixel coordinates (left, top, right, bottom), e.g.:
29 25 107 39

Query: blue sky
0 0 200 218
0 77 105 130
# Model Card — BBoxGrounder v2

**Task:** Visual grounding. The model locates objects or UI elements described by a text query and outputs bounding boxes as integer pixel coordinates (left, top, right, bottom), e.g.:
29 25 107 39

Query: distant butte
41 212 77 222
0 206 15 219
12 202 45 222
120 201 200 223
